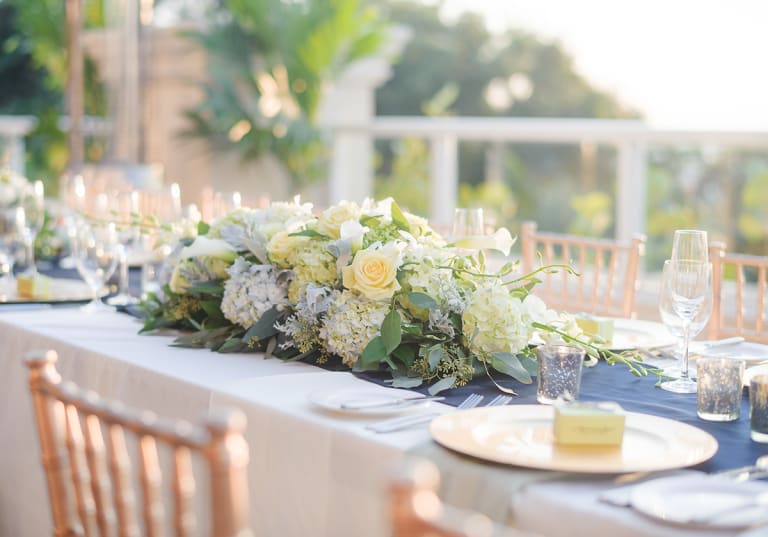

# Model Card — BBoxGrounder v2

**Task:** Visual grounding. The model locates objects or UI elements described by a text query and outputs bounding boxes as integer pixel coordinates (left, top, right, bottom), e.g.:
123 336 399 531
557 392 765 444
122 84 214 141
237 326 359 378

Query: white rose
316 201 361 239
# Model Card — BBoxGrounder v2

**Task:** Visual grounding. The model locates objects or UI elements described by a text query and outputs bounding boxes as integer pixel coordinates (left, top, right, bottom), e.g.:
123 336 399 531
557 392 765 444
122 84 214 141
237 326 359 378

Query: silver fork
366 393 484 433
487 394 512 406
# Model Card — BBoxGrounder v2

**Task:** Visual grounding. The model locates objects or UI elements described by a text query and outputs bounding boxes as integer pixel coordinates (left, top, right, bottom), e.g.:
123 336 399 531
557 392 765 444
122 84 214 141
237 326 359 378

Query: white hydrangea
289 240 339 303
402 246 467 314
220 257 289 329
319 290 389 367
462 283 538 359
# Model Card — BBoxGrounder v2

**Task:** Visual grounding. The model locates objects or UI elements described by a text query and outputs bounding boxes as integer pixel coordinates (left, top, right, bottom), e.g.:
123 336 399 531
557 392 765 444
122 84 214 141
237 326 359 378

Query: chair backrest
26 350 252 537
390 459 539 537
520 221 645 318
709 242 768 343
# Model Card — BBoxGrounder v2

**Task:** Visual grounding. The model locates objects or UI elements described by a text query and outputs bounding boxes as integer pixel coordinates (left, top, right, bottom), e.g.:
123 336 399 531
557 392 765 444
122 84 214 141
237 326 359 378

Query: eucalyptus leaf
242 307 280 343
197 221 210 235
519 354 538 376
428 376 456 395
381 310 402 354
491 352 533 384
390 376 424 389
426 345 444 371
360 336 387 367
408 292 438 310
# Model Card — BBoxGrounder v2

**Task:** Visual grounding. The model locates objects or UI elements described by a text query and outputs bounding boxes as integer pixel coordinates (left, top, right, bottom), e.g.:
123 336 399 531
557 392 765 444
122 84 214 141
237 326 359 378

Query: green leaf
360 214 381 226
360 336 387 367
200 299 225 320
428 376 456 395
390 200 411 233
187 280 226 296
407 292 438 310
218 338 246 353
391 344 417 367
381 309 402 354
519 354 538 376
197 221 210 235
390 376 424 389
242 307 280 343
426 345 444 371
289 229 330 239
491 352 533 384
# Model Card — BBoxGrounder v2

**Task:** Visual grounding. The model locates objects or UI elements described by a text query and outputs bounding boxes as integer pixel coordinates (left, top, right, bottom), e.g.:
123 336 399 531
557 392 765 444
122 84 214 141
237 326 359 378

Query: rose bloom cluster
162 196 581 386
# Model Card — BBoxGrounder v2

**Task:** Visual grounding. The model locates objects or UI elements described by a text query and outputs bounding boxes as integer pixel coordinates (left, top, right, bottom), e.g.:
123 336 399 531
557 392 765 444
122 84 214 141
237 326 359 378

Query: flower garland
140 197 658 392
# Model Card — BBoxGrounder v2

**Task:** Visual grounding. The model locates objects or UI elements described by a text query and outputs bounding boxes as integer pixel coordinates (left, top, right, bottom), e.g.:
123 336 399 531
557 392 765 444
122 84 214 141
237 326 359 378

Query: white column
429 135 458 227
616 141 647 242
8 136 25 175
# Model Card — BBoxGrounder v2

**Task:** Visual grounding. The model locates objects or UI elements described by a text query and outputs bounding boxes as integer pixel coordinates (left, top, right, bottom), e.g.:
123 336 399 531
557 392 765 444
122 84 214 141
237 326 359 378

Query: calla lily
179 236 237 261
453 227 515 256
339 219 368 253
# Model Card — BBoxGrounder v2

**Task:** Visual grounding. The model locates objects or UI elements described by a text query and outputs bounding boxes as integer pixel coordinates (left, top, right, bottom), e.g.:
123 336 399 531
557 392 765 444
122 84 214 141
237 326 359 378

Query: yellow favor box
575 314 614 345
16 274 53 299
553 402 625 446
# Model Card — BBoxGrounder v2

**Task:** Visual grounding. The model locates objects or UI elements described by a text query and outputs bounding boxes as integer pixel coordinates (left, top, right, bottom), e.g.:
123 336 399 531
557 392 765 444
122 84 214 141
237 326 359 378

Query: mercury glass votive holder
536 345 585 405
696 357 744 422
750 374 768 443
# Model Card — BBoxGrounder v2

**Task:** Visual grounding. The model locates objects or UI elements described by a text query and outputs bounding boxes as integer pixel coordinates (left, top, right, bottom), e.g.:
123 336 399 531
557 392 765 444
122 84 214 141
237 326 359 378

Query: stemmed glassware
20 180 44 276
659 229 712 393
451 208 484 241
0 206 25 293
72 219 119 313
107 191 140 306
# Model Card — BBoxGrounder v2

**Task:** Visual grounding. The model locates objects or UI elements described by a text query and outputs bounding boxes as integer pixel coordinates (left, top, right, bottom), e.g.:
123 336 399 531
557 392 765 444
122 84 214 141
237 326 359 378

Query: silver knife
340 395 444 410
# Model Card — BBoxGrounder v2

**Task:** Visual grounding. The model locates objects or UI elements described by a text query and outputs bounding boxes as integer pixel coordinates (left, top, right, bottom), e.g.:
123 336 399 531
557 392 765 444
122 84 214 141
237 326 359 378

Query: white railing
0 115 37 175
329 117 768 241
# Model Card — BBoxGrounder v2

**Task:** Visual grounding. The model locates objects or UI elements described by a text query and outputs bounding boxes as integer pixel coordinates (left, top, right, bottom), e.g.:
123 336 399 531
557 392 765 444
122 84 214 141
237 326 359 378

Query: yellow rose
316 201 361 239
267 230 309 268
342 242 403 301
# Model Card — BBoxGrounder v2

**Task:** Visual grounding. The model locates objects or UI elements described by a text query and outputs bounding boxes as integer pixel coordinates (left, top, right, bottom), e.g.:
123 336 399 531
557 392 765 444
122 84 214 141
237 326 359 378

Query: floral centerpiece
141 197 656 392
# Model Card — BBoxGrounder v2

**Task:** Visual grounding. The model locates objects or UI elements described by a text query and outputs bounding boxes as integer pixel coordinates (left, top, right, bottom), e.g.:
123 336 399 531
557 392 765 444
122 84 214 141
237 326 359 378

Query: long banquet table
1 306 766 537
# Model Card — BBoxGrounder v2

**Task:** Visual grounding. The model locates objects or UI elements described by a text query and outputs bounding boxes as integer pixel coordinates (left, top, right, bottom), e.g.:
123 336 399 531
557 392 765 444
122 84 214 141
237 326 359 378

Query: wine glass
658 259 713 376
660 259 712 393
20 180 45 276
0 206 25 292
106 191 141 306
671 229 708 263
451 208 484 241
73 220 119 313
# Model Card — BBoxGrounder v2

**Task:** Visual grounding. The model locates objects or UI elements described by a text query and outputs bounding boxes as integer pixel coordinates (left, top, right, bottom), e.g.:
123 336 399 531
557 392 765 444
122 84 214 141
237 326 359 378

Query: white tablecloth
0 307 744 537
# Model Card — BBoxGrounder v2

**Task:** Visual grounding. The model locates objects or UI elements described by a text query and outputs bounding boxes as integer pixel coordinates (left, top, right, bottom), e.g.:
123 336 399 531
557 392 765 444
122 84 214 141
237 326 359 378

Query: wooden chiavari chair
709 242 768 343
26 350 252 537
390 459 539 537
520 221 646 318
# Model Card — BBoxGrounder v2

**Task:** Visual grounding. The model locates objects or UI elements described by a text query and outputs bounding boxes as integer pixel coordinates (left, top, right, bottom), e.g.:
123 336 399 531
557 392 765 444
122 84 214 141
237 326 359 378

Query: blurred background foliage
1 0 767 260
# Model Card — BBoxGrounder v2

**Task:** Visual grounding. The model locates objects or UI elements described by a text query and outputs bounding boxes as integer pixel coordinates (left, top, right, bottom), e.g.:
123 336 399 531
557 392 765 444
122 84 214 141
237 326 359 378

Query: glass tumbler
696 357 744 421
536 345 586 404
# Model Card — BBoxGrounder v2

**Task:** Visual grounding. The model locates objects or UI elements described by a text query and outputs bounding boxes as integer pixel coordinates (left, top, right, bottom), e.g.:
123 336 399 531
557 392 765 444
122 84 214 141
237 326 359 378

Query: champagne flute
658 259 713 375
671 229 708 263
20 180 44 276
107 191 140 306
660 259 712 393
73 220 119 313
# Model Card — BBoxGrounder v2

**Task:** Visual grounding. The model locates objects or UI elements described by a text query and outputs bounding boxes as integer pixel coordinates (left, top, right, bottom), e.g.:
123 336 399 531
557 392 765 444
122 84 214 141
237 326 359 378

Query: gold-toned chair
26 350 252 537
520 221 646 318
709 242 768 343
390 459 539 537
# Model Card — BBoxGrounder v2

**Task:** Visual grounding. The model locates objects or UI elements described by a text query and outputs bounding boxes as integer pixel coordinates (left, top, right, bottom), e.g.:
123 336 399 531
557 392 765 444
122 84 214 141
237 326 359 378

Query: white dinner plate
631 475 768 530
602 318 676 351
429 405 717 473
691 340 768 365
307 388 438 417
0 278 106 305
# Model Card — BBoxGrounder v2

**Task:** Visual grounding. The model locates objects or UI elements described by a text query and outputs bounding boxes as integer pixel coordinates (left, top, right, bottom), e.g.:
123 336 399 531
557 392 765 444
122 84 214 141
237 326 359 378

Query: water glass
20 180 44 275
451 208 484 240
696 357 744 421
536 345 586 404
750 374 768 443
671 229 708 263
73 220 119 312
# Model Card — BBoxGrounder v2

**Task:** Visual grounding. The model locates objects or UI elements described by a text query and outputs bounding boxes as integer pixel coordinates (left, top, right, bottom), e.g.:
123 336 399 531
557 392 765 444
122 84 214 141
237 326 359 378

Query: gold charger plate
605 318 676 350
429 405 717 473
0 278 104 305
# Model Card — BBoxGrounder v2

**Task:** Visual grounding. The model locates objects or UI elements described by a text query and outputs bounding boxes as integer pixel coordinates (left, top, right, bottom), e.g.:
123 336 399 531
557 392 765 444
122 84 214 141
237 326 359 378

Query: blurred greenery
183 0 387 185
0 0 107 190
